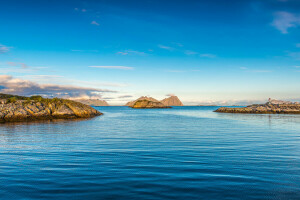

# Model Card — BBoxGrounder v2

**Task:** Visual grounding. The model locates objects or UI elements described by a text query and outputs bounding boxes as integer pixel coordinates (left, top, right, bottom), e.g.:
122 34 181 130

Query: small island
215 98 300 114
126 95 183 109
0 93 102 122
129 98 171 109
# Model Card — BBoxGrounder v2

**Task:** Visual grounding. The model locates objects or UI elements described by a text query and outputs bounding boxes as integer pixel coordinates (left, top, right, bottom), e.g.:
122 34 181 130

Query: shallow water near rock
1 106 300 199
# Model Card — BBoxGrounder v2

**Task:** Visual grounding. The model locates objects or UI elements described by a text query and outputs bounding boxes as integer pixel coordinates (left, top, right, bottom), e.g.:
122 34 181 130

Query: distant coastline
215 99 300 114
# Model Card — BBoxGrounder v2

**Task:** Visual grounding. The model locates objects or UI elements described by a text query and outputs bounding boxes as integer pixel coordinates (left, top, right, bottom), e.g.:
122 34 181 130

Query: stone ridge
215 100 300 114
0 94 102 122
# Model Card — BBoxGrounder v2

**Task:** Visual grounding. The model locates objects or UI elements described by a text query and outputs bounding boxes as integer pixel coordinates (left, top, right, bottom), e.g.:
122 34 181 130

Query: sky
0 0 300 105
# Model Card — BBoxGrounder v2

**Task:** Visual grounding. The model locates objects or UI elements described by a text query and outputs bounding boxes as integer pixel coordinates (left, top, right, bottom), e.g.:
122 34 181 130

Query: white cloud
272 11 300 34
91 21 100 26
89 66 134 70
296 43 300 48
0 75 115 98
0 44 11 54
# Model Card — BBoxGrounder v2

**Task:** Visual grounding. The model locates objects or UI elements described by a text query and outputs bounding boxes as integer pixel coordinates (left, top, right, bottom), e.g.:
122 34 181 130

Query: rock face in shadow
129 97 171 109
161 96 183 106
75 99 109 106
0 94 102 122
215 99 300 114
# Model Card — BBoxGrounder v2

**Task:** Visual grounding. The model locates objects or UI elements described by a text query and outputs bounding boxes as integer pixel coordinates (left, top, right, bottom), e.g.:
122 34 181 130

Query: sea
1 106 300 199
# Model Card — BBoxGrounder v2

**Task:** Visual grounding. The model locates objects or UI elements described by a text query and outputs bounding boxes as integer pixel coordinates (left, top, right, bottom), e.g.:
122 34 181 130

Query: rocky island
215 98 300 114
0 93 102 122
126 95 183 108
127 96 171 109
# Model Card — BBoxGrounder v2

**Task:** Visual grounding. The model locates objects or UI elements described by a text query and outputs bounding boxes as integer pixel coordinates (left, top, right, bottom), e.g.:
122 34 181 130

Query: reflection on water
1 106 300 199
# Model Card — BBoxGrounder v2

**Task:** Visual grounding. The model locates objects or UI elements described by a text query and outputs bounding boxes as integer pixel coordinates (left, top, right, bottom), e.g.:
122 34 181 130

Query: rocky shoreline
215 99 300 114
0 94 102 122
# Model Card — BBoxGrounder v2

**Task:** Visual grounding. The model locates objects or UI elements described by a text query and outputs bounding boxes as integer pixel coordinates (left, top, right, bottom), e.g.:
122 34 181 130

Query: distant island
215 98 300 114
126 95 183 108
74 99 109 106
0 93 102 122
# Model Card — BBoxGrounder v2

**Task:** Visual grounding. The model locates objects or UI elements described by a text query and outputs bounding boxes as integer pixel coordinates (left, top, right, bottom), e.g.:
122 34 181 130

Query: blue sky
0 0 300 105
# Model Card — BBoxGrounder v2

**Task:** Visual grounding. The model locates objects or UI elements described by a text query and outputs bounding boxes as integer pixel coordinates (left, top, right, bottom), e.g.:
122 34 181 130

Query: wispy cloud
7 62 29 69
91 20 100 26
166 94 176 97
184 50 198 55
118 95 133 98
117 50 146 56
296 43 300 48
200 54 216 58
158 45 174 51
0 44 11 54
288 52 300 60
21 75 64 79
272 11 300 34
0 75 115 99
89 66 134 70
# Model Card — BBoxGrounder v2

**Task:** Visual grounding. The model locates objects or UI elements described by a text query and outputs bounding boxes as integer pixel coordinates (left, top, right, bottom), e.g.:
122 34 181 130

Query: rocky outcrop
161 96 183 106
75 99 109 106
0 94 102 122
215 99 300 114
129 97 171 109
126 96 160 107
126 95 183 107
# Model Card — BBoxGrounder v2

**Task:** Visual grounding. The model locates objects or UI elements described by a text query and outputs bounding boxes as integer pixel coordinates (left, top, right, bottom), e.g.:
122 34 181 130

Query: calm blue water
1 106 300 199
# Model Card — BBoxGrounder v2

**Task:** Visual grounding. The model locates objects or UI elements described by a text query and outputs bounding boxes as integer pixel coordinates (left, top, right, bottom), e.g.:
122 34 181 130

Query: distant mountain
75 99 109 106
160 96 183 106
125 96 160 107
126 95 184 107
